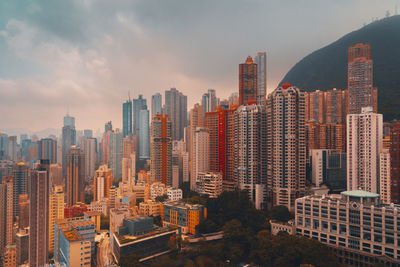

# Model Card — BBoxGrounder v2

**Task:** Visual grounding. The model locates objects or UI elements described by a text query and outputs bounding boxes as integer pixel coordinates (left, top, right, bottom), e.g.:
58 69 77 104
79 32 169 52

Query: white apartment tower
191 127 209 191
266 83 306 210
347 107 383 193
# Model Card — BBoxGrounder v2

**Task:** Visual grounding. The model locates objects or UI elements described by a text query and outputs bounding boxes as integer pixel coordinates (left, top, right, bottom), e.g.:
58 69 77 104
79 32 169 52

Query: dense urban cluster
0 42 399 267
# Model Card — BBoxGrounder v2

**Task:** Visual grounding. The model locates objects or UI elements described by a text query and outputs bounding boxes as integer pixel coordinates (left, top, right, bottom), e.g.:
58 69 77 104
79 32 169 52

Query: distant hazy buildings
81 137 97 180
38 138 57 164
165 88 187 140
266 83 306 210
110 129 123 179
347 107 382 193
151 93 162 118
62 114 76 179
202 89 217 115
12 162 28 216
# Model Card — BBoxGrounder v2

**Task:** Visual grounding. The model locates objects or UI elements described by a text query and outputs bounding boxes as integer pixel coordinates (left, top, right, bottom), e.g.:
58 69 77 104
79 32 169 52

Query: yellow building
161 201 207 234
49 185 65 252
84 211 101 232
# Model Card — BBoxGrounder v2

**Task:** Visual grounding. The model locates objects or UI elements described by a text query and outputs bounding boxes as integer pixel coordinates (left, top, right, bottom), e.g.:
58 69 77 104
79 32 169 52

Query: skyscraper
81 137 97 180
0 132 9 160
139 109 150 160
38 138 57 164
201 89 217 115
0 177 13 255
62 114 76 179
165 88 187 140
380 149 391 204
102 121 112 165
29 160 50 267
347 107 383 193
239 56 257 106
65 146 85 206
150 114 172 185
133 94 147 137
189 104 204 181
266 83 306 210
12 162 29 217
234 102 268 209
8 136 17 161
255 52 267 105
151 93 162 118
390 124 400 204
192 127 209 191
49 185 64 252
348 43 377 114
123 98 133 138
94 165 113 201
110 129 123 179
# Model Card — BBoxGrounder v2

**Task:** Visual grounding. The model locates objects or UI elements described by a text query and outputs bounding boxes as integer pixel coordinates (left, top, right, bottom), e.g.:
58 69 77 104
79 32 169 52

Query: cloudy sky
0 0 398 135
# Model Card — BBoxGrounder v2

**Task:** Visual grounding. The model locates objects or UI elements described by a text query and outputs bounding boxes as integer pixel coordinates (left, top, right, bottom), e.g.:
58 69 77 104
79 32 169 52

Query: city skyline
0 0 399 132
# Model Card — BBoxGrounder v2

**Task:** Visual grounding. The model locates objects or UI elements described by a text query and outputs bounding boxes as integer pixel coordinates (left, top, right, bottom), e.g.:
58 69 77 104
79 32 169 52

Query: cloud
0 0 397 133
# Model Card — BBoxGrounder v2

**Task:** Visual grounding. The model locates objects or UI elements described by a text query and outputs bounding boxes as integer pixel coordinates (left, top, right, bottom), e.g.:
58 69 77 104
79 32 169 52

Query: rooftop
341 190 380 198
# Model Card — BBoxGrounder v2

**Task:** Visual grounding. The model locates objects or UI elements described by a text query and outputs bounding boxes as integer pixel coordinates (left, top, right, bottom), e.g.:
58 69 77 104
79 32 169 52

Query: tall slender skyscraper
12 162 28 217
8 136 17 161
239 56 257 106
139 109 150 160
390 124 400 204
266 83 306 210
122 98 133 138
65 146 85 206
165 88 187 140
62 114 76 179
133 95 147 137
192 127 209 191
151 93 162 118
150 114 172 185
347 107 382 193
348 43 377 114
255 52 266 105
0 132 9 160
102 121 112 165
234 102 267 209
29 160 50 267
81 137 97 180
0 177 13 255
48 185 64 252
110 129 123 179
38 138 57 164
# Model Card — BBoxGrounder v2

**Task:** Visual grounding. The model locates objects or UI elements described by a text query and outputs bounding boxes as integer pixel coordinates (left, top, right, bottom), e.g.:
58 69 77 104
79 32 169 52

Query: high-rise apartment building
205 106 237 190
38 138 57 164
191 127 209 191
12 162 28 217
390 124 400 204
62 114 76 179
202 89 217 115
0 177 13 255
165 88 187 140
0 132 9 160
102 121 112 165
123 134 137 158
348 43 377 114
347 107 382 193
380 149 391 204
110 129 123 179
152 93 162 118
234 103 268 209
49 185 65 252
255 52 267 105
150 114 172 185
65 146 85 206
29 160 50 267
18 194 29 230
266 83 306 210
306 122 346 153
239 56 257 106
139 109 150 160
123 98 133 138
81 137 97 180
8 136 17 162
49 163 63 187
189 104 203 182
133 94 147 137
94 164 113 201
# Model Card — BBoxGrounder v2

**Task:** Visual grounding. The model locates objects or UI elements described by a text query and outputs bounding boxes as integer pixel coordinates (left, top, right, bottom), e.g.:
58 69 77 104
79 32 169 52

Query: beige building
49 185 65 252
380 149 391 204
192 127 209 191
196 172 223 198
139 200 162 217
94 164 113 201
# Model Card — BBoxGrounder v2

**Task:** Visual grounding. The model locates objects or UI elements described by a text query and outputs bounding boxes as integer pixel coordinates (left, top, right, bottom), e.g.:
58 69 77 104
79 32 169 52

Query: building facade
239 56 257 106
165 88 187 140
66 146 85 206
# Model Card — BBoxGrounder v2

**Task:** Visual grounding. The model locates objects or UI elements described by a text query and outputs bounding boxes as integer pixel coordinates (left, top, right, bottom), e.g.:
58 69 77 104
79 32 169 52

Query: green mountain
280 15 400 121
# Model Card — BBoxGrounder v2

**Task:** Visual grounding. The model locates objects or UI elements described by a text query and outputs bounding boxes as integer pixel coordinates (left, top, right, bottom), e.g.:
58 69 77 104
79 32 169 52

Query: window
313 220 319 230
330 222 337 233
339 224 347 235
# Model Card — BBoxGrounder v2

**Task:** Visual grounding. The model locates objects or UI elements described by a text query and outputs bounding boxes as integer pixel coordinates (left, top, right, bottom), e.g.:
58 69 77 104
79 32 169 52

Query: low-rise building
295 190 400 266
167 187 182 201
161 201 207 234
110 207 131 234
150 182 168 200
196 172 223 198
270 220 295 236
89 199 109 215
118 216 154 236
139 200 162 217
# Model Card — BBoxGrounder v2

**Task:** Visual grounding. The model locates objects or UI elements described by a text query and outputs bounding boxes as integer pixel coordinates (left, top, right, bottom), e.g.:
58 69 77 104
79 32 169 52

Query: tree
269 205 292 222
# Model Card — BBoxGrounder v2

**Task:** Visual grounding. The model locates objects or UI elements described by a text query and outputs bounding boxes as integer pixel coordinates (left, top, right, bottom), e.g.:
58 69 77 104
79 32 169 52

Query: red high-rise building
348 43 377 114
390 124 400 204
239 56 257 106
205 105 237 190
